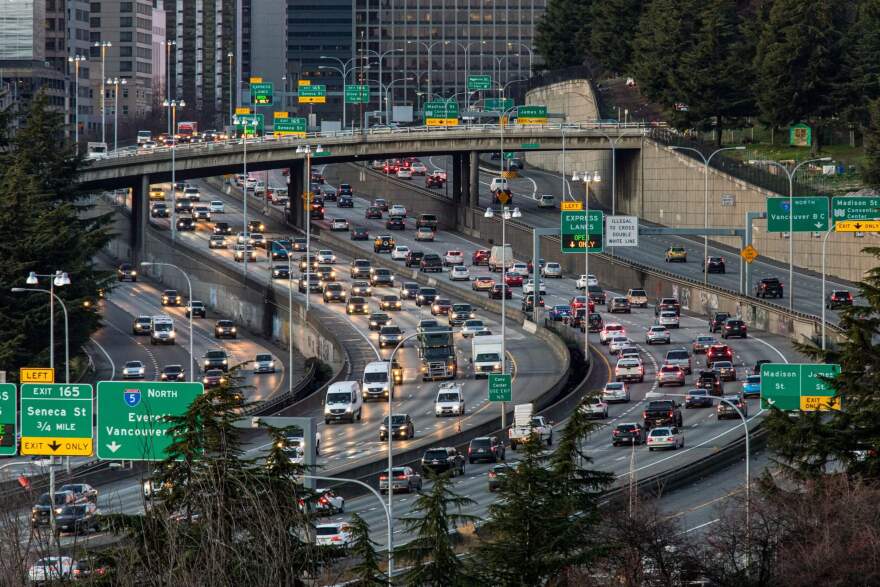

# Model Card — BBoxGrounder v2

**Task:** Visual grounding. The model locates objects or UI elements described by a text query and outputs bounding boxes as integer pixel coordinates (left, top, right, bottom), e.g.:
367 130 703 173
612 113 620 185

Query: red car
472 250 490 266
569 296 595 314
706 344 733 366
504 272 524 287
383 162 399 174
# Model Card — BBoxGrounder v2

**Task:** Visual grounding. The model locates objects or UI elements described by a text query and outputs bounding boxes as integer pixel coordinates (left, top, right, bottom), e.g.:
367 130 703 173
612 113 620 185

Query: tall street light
483 207 520 428
227 52 234 128
296 144 322 313
670 146 745 284
94 41 111 145
164 99 185 241
166 40 176 136
362 48 403 122
68 55 85 153
270 242 295 397
572 171 601 365
140 262 194 381
406 41 445 99
235 115 259 277
754 157 831 310
107 77 127 152
506 42 534 77
381 76 414 127
19 271 70 378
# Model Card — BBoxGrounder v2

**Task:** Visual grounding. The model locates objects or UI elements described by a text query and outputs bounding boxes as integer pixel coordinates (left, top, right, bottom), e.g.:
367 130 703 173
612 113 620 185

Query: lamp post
68 55 85 153
506 42 534 77
380 76 414 127
362 48 403 123
670 146 746 284
572 172 601 364
107 77 127 152
406 41 446 100
19 272 70 378
166 40 176 136
227 52 234 128
497 102 521 174
164 99 185 241
235 115 259 277
94 41 111 144
140 262 194 381
270 243 295 396
483 207 520 428
754 157 832 310
296 144 322 313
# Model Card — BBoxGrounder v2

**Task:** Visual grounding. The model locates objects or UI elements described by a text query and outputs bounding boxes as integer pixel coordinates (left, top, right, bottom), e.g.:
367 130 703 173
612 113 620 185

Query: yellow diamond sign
740 244 758 263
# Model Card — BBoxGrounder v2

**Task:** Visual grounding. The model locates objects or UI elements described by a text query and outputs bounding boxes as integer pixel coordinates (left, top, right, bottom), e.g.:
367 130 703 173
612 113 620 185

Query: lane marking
89 337 116 381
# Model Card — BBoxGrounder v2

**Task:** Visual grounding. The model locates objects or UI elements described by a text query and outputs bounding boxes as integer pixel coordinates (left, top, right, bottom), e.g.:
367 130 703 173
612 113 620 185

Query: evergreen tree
589 0 643 75
348 513 388 586
395 471 477 586
534 0 594 69
863 100 880 189
843 0 880 126
764 247 880 481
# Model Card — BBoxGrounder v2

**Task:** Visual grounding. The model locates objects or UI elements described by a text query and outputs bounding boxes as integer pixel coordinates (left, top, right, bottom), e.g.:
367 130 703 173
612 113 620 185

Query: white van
150 315 175 345
434 382 465 417
489 177 509 192
324 381 362 424
538 194 556 208
488 244 514 272
362 361 392 401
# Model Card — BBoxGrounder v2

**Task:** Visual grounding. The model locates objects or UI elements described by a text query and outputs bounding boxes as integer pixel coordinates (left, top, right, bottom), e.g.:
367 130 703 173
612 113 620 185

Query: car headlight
349 304 355 310
344 406 352 413
169 332 176 338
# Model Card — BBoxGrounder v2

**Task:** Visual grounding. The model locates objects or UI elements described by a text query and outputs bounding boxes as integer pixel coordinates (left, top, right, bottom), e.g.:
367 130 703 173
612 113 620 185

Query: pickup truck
755 278 784 299
643 400 683 429
615 358 645 383
508 403 552 450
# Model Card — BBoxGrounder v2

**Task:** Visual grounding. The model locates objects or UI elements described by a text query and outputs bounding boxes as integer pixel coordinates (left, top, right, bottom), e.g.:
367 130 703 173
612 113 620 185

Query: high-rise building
248 0 286 109
151 0 166 110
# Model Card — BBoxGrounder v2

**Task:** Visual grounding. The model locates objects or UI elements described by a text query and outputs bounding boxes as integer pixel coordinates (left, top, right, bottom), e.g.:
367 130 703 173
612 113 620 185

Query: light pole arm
12 287 70 383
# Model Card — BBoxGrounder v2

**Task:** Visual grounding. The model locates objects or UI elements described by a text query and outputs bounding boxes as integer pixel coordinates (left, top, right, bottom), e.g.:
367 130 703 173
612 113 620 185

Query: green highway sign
235 113 264 136
517 105 548 125
0 384 16 456
97 381 203 461
273 117 306 136
766 197 829 232
488 374 511 402
20 384 93 456
504 151 517 159
561 210 604 253
521 143 540 149
485 98 514 112
467 75 492 91
313 150 331 157
831 196 880 223
425 101 459 126
298 85 327 104
760 363 841 411
344 85 370 104
250 82 274 105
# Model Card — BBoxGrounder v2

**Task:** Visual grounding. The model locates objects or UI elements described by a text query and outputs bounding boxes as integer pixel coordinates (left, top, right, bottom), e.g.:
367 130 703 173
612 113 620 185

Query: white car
449 265 470 281
580 396 608 419
250 233 266 248
647 427 684 451
444 250 464 266
646 326 672 344
28 557 75 583
522 279 547 296
314 522 353 546
461 319 487 337
609 336 631 355
410 162 428 174
316 250 336 264
657 311 680 329
236 231 253 245
209 200 224 213
391 245 410 260
600 324 626 344
615 357 645 383
282 436 307 464
389 204 407 217
415 227 435 241
313 488 345 513
330 218 350 231
511 262 529 275
537 194 556 208
602 382 631 403
542 262 562 278
576 274 599 289
122 360 146 379
396 168 413 179
434 385 465 416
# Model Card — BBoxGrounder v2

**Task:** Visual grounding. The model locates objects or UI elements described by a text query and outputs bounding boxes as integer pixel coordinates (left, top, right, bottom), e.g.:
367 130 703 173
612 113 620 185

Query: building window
90 2 100 12
120 17 133 27
120 61 133 72
122 88 129 98
90 31 100 42
120 2 132 12
90 17 100 28
123 105 129 115
120 46 132 57
120 31 132 42
46 0 55 10
45 39 56 51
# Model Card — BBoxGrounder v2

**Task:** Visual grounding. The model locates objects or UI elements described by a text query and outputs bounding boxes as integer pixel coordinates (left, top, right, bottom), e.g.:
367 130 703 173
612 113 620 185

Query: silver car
253 353 275 374
542 262 563 278
657 311 680 329
379 466 422 493
122 360 146 379
609 336 631 355
646 326 671 345
602 382 630 403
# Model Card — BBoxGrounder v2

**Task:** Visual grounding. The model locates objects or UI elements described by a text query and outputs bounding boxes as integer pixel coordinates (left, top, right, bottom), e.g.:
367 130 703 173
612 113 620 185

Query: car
755 277 784 298
314 522 353 547
656 311 680 329
386 216 406 230
692 335 718 354
405 250 425 267
615 358 645 383
346 296 370 315
426 171 447 188
417 319 440 330
472 249 490 266
449 265 470 281
523 279 547 295
323 283 347 303
444 250 464 266
247 219 266 233
612 423 646 446
713 360 737 382
379 413 415 440
373 198 389 211
607 297 632 313
369 268 395 287
521 293 545 312
391 245 410 260
472 276 495 291
379 295 402 311
664 246 687 262
537 193 556 208
349 281 371 297
161 289 183 306
696 369 724 396
202 368 228 388
599 323 626 345
657 365 686 387
122 360 146 379
753 360 772 375
717 395 748 420
415 214 439 230
389 204 407 217
684 388 713 408
132 315 152 335
541 262 562 278
721 318 748 339
664 348 693 374
588 312 604 332
395 282 417 300
587 285 607 305
411 162 428 175
576 273 599 289
337 183 351 195
330 218 350 231
570 295 593 314
350 259 372 279
214 320 237 339
336 194 353 207
448 303 475 326
59 482 98 503
602 381 631 403
431 298 452 316
209 200 224 213
415 226 435 241
421 447 466 476
351 226 370 240
54 502 100 535
704 256 726 273
379 466 422 493
706 344 733 366
298 273 322 293
580 396 609 419
203 349 229 371
368 312 391 331
504 272 524 287
646 326 671 344
625 288 648 307
365 206 383 219
826 290 854 309
396 168 412 179
742 374 761 398
209 234 227 249
117 263 137 282
316 249 336 264
420 253 443 272
468 436 505 464
609 336 632 355
549 305 571 321
233 244 257 262
709 311 731 333
378 325 404 347
28 557 76 582
298 255 318 273
213 222 232 235
185 300 206 319
461 319 487 337
655 299 678 316
193 205 211 221
160 364 186 381
511 262 530 276
489 284 512 299
647 426 684 450
150 202 169 217
253 354 276 374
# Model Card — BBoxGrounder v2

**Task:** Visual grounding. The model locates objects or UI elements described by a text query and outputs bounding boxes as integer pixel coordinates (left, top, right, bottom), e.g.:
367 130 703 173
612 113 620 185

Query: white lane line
89 337 116 381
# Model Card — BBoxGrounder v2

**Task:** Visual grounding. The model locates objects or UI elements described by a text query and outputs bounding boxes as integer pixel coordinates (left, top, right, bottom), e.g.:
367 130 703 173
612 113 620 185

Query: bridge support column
451 153 463 219
468 151 480 224
131 174 149 263
459 153 471 230
288 159 305 229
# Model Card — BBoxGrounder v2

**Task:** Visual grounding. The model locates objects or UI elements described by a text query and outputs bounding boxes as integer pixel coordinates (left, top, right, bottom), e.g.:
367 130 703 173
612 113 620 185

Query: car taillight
725 325 732 329
668 411 674 417
319 497 328 505
468 448 472 454
613 430 620 436
642 411 648 419
396 474 406 479
489 471 497 478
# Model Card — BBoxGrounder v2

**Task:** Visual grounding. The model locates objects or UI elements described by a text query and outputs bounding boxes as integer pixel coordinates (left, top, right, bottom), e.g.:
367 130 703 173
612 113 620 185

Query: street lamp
18 272 70 380
362 48 403 122
106 77 127 152
166 40 176 136
296 144 323 312
164 99 186 241
94 41 111 145
140 262 194 381
506 42 534 77
381 76 413 128
754 157 832 310
670 146 746 284
67 55 85 152
406 41 447 99
269 243 295 397
483 207 520 428
227 52 234 127
572 171 601 365
235 114 259 277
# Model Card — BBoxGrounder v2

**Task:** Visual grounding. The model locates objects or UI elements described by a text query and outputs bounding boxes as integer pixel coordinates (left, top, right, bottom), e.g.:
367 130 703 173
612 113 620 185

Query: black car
186 300 207 318
521 293 545 312
322 189 337 202
337 194 353 207
247 219 266 233
420 253 443 273
351 226 370 240
338 183 353 196
365 206 383 218
405 251 425 267
160 364 186 381
150 202 169 217
298 273 322 293
379 294 402 311
214 319 237 339
347 296 370 315
31 491 76 527
213 222 233 235
271 265 290 279
370 268 395 286
588 312 604 332
415 288 437 307
379 414 415 441
368 312 391 331
314 265 337 284
55 503 100 535
704 256 726 273
323 283 346 303
488 463 512 491
721 318 748 339
378 325 404 347
695 370 723 396
709 312 731 333
826 290 854 309
421 447 466 476
203 349 229 371
374 235 396 253
298 255 317 272
753 359 772 375
611 423 646 446
587 285 606 304
489 284 512 300
386 216 406 230
117 263 137 282
350 259 372 279
400 282 420 299
448 303 475 326
684 388 713 408
161 289 183 306
468 436 505 463
755 277 784 298
176 216 195 231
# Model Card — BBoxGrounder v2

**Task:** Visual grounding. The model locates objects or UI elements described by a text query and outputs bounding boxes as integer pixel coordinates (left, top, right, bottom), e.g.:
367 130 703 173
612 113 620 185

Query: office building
248 1 286 109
